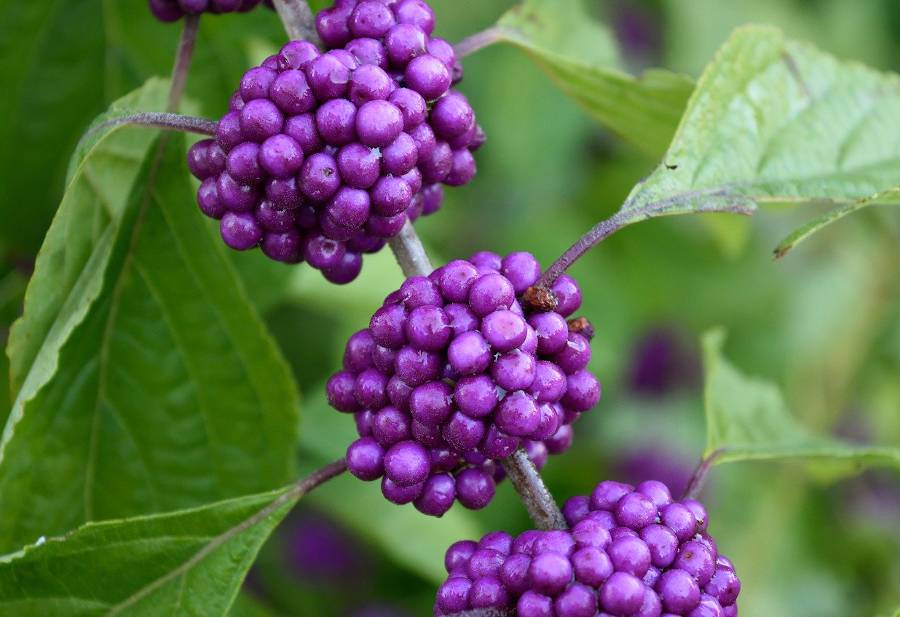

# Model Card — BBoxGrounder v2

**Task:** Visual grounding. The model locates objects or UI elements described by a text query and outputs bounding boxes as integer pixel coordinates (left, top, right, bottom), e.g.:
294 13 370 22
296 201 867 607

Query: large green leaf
0 486 297 616
621 26 900 225
7 78 170 398
299 390 483 584
774 187 900 258
0 85 299 552
702 329 900 469
494 0 694 156
0 0 107 254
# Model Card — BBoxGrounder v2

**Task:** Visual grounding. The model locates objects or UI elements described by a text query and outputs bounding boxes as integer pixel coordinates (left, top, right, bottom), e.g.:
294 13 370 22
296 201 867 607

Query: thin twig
537 197 755 288
167 14 200 112
272 0 321 44
387 220 435 277
537 212 627 288
682 449 724 501
501 449 567 530
83 112 218 144
454 26 505 59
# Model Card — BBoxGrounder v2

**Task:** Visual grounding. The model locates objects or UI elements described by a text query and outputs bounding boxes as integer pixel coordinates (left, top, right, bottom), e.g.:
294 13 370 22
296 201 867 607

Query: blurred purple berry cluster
435 480 740 616
149 0 272 22
187 0 483 283
327 252 601 516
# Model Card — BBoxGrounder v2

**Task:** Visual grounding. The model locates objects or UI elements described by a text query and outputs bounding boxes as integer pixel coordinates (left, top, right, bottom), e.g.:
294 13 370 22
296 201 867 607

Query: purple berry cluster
435 480 740 617
327 252 600 515
187 0 483 284
149 0 272 22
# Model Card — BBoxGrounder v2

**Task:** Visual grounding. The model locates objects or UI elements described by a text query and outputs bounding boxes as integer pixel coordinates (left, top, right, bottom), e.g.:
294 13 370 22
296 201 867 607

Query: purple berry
455 467 495 510
316 98 358 146
349 0 396 38
345 37 388 69
394 0 435 34
220 212 262 250
404 54 451 100
371 175 413 216
348 63 395 106
658 569 701 614
239 98 283 142
356 100 404 147
415 472 456 516
384 23 427 66
431 92 475 140
383 440 430 487
259 134 303 178
346 437 385 481
270 69 315 114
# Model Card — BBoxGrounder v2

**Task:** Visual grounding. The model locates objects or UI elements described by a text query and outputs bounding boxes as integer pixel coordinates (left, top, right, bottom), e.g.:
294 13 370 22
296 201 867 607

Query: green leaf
7 78 170 398
774 187 900 258
702 328 900 470
0 84 299 552
495 0 695 156
0 0 107 254
299 389 483 584
621 26 900 225
0 486 298 617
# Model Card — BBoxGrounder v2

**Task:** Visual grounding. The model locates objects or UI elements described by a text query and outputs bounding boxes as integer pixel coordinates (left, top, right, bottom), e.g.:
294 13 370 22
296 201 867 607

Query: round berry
404 54 451 100
346 437 384 481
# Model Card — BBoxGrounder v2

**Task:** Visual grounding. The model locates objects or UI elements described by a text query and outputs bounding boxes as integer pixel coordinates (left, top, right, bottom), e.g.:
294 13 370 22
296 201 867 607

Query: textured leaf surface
0 487 295 616
702 329 900 469
622 26 900 224
299 390 483 584
496 0 694 156
774 187 900 258
0 84 299 552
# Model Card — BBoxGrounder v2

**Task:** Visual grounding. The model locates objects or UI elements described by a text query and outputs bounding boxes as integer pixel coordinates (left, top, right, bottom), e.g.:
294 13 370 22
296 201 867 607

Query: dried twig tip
521 285 559 312
567 317 595 340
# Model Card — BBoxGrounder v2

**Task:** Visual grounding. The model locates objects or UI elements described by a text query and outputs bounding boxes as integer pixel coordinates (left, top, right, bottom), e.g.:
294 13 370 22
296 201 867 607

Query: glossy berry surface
435 480 740 616
328 252 601 514
148 0 273 21
188 0 483 283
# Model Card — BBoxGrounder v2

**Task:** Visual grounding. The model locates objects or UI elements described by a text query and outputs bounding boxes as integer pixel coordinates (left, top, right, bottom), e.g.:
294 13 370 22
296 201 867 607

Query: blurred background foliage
1 1 899 616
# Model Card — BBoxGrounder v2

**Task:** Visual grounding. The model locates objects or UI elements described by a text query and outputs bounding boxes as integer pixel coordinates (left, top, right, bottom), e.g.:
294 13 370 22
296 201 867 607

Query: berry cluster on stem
329 251 601 516
187 0 483 282
437 479 741 617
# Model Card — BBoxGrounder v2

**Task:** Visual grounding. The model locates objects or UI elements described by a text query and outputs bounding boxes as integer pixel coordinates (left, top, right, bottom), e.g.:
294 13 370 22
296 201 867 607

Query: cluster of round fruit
435 479 741 616
148 0 272 21
327 252 600 515
187 0 482 283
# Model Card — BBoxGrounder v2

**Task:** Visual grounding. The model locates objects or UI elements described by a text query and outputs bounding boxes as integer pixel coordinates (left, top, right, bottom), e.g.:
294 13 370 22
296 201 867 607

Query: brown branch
501 449 567 530
83 113 218 143
167 14 200 112
387 220 435 277
272 0 321 45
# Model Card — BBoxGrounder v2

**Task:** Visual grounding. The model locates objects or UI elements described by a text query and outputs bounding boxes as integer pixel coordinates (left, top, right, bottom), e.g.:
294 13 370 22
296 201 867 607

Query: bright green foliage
775 187 900 257
622 26 900 228
702 329 900 469
0 486 296 616
0 83 300 553
496 0 694 157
